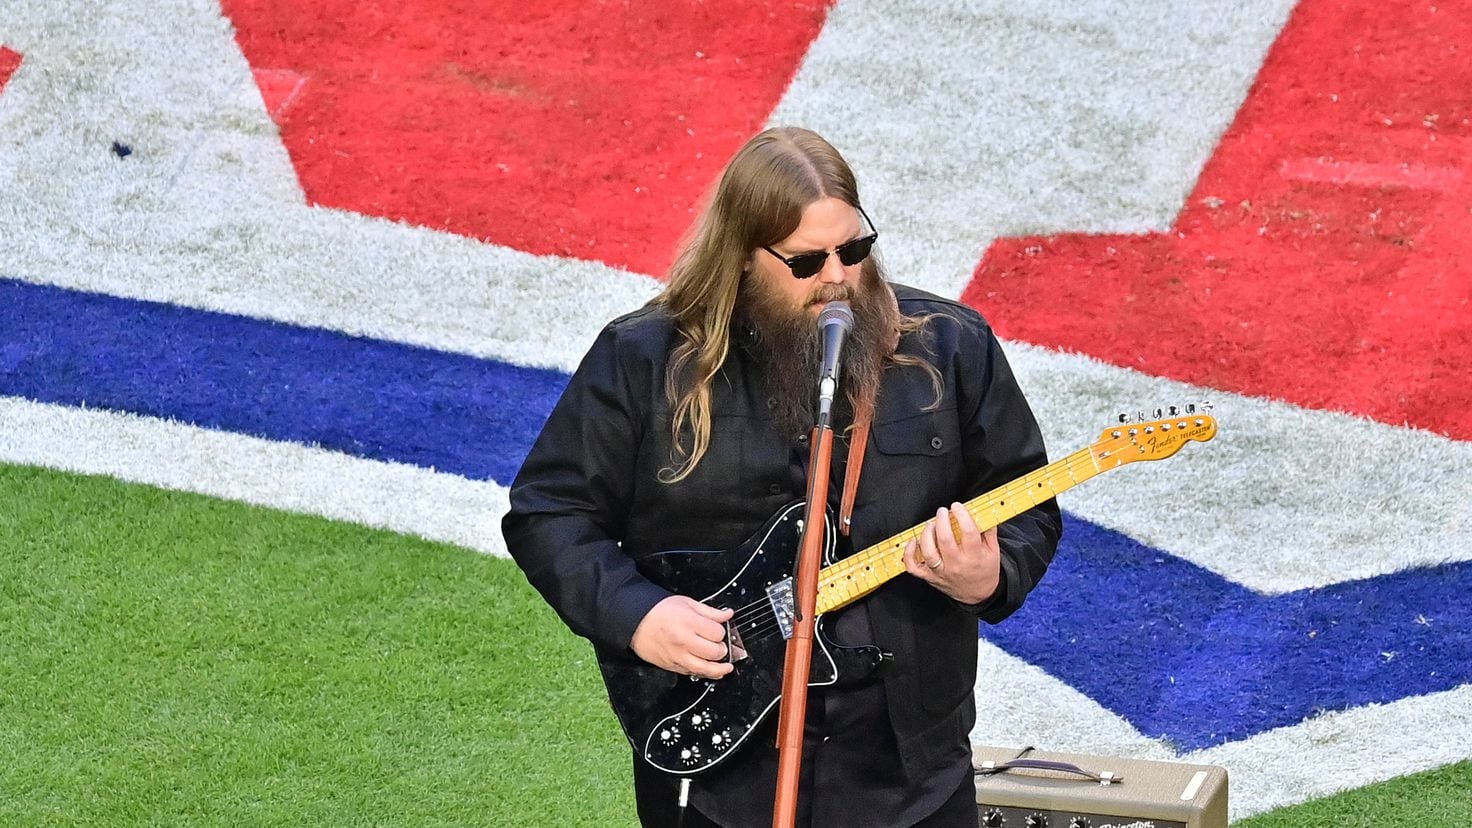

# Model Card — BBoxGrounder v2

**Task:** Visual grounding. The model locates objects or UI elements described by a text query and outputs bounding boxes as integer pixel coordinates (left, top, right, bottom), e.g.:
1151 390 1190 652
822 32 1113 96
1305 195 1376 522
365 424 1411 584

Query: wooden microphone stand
770 420 834 828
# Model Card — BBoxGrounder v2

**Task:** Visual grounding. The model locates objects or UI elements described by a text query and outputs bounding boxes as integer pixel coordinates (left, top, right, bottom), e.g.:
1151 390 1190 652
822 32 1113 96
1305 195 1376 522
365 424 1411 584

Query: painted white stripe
0 396 510 558
1193 683 1472 820
770 0 1300 299
1007 341 1472 594
971 642 1176 762
2 0 1466 594
5 0 1468 816
970 641 1472 819
770 0 1472 590
0 0 661 375
5 201 663 373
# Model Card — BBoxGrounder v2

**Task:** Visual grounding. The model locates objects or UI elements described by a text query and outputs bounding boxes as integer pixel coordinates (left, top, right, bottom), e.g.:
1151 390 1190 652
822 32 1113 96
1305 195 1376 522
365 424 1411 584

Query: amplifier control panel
978 806 1186 828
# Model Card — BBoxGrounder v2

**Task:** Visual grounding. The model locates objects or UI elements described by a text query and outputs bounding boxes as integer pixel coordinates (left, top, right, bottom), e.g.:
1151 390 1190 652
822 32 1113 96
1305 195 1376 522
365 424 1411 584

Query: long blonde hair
653 127 934 482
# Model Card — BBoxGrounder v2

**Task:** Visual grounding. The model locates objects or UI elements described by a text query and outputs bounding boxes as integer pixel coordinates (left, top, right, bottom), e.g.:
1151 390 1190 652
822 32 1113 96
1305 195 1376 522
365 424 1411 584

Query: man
503 127 1061 826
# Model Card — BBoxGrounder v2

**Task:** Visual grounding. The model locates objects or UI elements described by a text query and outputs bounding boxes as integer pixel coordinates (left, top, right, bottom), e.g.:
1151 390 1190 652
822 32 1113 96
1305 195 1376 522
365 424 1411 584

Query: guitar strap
838 393 874 537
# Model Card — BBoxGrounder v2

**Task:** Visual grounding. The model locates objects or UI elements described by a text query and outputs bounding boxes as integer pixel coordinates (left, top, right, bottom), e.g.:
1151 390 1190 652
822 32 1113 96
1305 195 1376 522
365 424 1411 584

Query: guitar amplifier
973 746 1228 828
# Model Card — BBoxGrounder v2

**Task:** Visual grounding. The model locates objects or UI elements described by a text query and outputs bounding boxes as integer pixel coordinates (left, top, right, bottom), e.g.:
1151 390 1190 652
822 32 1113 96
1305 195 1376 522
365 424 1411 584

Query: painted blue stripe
981 515 1472 750
9 278 1467 750
0 278 567 484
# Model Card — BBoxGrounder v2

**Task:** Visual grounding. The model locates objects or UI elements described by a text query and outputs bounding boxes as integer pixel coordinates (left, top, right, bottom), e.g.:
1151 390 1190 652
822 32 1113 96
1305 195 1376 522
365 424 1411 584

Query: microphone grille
817 300 854 331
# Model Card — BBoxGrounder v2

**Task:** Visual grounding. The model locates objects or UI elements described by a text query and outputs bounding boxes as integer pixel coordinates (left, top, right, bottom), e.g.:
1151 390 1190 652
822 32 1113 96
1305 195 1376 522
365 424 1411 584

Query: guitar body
603 501 890 775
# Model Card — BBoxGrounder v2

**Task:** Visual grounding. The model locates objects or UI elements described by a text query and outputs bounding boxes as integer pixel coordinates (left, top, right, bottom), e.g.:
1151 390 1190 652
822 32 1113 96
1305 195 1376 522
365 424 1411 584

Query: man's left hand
903 503 1000 605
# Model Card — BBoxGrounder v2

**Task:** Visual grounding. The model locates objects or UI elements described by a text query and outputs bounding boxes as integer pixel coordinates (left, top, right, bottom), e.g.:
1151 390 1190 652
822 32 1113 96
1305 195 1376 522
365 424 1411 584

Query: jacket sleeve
501 324 671 655
951 313 1063 624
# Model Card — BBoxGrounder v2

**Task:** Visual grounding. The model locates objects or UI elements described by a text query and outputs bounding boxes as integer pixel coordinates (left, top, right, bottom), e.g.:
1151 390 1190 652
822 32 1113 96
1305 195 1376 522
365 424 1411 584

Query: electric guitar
604 408 1218 774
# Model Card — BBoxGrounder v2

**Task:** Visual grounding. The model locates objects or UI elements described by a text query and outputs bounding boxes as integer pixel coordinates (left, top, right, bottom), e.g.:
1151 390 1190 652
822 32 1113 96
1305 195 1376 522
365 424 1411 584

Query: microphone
815 301 853 429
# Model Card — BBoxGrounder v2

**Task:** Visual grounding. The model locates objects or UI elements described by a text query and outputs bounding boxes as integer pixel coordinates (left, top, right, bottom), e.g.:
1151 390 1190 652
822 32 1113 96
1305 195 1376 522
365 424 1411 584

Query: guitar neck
814 446 1100 615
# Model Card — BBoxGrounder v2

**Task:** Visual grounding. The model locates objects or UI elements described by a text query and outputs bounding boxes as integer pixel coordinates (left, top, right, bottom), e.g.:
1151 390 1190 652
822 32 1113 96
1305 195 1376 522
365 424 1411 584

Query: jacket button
931 436 944 450
767 397 777 409
768 483 783 495
797 434 808 443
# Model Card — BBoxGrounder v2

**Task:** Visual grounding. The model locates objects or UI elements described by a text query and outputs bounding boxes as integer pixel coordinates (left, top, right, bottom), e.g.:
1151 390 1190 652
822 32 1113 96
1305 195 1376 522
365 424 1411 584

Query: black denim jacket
503 283 1062 779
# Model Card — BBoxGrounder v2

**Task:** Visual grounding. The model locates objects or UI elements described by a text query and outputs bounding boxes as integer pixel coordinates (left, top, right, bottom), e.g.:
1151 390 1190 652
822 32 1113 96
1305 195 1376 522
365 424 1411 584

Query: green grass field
0 464 634 826
2 463 1466 825
1236 762 1472 827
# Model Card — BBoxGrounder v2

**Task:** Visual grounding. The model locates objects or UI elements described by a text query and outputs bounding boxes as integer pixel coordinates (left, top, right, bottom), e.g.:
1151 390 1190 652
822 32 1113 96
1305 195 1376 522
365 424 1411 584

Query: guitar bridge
767 578 795 639
724 621 748 663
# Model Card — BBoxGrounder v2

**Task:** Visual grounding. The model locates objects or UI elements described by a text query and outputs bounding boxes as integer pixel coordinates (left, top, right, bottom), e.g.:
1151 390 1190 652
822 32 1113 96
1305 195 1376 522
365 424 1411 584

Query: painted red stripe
225 1 833 277
963 0 1472 439
0 47 22 91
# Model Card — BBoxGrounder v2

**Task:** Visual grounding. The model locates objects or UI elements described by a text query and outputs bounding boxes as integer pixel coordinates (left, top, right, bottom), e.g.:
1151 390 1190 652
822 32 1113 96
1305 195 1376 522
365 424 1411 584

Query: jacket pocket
869 409 960 457
857 409 964 533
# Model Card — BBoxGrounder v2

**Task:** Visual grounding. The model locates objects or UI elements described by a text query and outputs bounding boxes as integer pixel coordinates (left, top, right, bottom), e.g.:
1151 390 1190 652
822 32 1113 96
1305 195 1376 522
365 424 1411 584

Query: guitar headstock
1093 403 1217 468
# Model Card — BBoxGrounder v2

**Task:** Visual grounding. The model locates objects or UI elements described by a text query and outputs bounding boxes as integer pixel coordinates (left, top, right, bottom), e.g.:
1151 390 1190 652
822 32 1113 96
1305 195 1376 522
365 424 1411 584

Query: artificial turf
0 463 635 826
2 461 1466 826
1235 760 1472 827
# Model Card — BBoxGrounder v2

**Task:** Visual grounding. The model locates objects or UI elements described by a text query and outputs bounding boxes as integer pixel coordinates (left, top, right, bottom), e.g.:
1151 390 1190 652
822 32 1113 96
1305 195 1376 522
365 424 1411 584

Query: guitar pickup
767 578 795 640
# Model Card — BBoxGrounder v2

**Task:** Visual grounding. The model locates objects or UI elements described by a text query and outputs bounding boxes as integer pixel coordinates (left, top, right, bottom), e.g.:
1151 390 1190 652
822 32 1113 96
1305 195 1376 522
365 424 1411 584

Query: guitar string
732 446 1098 621
720 448 1107 645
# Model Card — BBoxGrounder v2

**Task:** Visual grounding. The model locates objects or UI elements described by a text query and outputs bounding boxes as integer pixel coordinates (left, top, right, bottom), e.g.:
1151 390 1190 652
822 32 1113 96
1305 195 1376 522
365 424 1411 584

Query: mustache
808 282 857 306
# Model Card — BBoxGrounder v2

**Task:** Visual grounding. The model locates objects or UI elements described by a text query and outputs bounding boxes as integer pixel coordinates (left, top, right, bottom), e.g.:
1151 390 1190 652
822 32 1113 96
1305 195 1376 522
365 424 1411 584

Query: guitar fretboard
814 446 1100 614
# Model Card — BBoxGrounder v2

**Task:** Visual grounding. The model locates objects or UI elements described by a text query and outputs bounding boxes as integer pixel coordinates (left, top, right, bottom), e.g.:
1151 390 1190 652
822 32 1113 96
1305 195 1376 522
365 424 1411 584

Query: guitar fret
816 447 1102 615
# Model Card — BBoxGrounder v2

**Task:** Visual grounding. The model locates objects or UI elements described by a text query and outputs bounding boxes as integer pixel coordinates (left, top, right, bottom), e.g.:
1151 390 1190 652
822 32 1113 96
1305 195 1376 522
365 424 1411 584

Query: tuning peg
1200 400 1215 412
1116 412 1131 424
1186 403 1197 414
1152 407 1164 419
1168 405 1180 417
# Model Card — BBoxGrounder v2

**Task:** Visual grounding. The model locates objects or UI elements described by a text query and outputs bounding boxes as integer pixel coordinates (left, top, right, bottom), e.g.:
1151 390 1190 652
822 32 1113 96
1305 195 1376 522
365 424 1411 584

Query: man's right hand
630 596 737 680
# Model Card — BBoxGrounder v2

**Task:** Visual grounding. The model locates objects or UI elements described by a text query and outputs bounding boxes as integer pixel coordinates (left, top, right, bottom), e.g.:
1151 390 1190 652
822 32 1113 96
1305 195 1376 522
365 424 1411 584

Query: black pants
633 763 978 828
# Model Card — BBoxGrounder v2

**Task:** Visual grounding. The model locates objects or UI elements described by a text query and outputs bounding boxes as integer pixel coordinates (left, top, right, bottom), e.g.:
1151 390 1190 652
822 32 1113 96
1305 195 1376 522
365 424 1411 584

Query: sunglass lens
788 253 828 279
837 235 875 266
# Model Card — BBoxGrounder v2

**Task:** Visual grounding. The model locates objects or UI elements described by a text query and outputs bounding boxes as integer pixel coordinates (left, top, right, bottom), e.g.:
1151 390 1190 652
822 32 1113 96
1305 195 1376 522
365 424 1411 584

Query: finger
903 538 930 581
951 502 981 536
916 519 941 569
690 615 729 644
691 600 735 622
933 506 960 554
981 525 1000 553
688 635 728 662
686 656 734 680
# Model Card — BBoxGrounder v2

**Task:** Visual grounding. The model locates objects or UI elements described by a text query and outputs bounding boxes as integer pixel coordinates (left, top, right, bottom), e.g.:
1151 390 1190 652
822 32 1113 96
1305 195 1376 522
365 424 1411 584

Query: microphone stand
771 418 832 828
772 304 849 828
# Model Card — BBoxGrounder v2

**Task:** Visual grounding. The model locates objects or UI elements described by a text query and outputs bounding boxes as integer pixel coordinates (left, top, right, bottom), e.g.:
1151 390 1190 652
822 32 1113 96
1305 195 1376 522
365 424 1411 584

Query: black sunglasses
760 206 879 279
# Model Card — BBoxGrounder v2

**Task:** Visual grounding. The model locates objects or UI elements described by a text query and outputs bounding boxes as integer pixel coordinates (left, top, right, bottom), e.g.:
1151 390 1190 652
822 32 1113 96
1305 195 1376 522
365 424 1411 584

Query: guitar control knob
658 726 679 744
1068 818 1091 828
711 729 732 751
679 745 702 766
981 808 1005 827
690 711 712 731
1025 815 1049 828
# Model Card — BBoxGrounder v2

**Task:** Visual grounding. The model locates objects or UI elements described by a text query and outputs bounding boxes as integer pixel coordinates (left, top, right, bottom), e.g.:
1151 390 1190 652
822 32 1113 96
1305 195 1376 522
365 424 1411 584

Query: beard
737 265 902 439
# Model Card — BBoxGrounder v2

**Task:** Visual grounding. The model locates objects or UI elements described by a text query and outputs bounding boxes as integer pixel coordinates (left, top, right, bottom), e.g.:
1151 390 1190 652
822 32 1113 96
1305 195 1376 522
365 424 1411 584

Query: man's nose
817 252 847 284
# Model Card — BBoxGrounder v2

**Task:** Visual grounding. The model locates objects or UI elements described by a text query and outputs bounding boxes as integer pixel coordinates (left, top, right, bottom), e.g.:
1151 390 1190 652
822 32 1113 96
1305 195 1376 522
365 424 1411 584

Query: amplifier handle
976 758 1123 785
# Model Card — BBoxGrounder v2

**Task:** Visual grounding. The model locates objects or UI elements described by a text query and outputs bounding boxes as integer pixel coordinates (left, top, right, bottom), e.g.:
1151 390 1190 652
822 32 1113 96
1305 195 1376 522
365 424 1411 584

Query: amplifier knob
981 808 1005 827
1025 814 1049 828
1068 819 1091 828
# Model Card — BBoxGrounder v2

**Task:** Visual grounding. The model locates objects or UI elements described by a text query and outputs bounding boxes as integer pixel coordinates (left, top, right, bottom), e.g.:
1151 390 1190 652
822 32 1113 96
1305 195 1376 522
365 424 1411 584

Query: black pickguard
601 501 890 775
